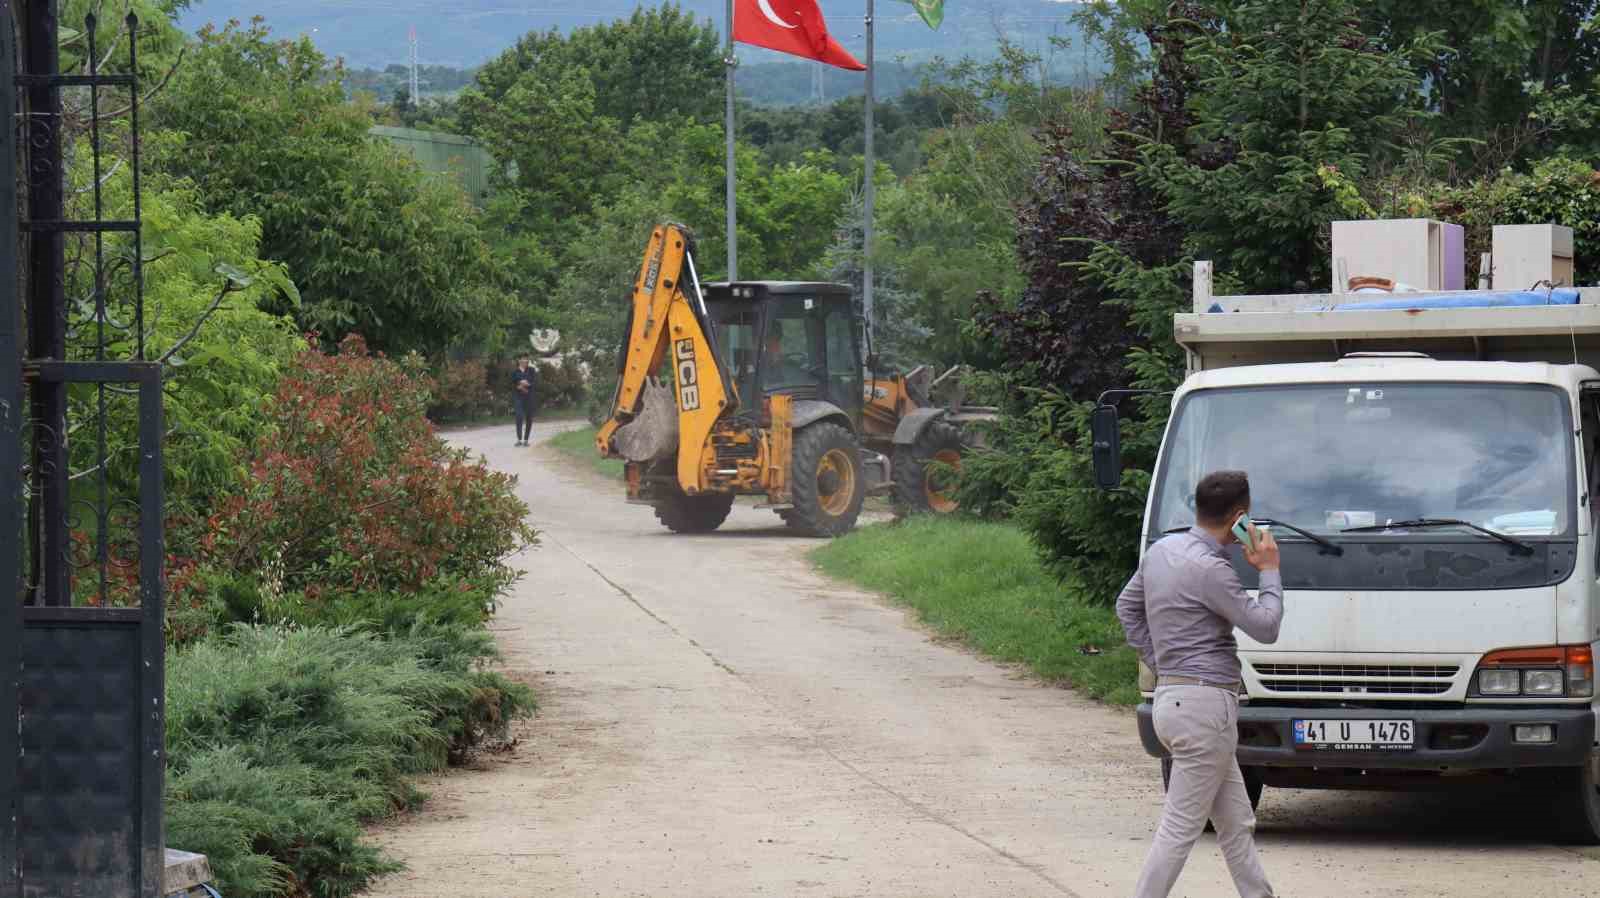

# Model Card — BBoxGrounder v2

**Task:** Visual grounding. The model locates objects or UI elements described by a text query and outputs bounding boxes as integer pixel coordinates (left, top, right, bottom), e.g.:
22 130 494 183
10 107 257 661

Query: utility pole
724 0 738 281
861 0 874 345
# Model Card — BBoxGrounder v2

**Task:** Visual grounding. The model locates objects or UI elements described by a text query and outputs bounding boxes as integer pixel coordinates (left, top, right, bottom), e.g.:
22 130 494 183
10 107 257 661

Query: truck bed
1181 270 1600 372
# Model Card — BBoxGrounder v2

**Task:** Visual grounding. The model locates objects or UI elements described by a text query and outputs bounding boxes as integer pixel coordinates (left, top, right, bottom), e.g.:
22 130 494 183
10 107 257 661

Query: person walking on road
512 357 537 446
1116 470 1282 898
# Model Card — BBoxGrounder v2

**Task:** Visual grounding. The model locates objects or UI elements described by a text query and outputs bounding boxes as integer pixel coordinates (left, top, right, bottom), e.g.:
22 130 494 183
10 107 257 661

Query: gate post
0 3 23 894
6 6 167 895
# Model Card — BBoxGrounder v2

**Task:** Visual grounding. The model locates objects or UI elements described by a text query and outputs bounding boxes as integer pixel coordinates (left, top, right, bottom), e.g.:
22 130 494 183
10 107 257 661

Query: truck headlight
1474 645 1595 698
1523 669 1565 696
1478 669 1521 695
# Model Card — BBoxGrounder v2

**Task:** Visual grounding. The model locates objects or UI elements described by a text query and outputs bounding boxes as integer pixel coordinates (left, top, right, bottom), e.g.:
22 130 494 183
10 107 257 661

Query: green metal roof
369 125 499 205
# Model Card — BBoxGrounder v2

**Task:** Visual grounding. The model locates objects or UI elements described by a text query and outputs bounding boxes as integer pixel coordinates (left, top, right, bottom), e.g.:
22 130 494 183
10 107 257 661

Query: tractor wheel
893 420 965 515
653 492 735 534
785 422 865 537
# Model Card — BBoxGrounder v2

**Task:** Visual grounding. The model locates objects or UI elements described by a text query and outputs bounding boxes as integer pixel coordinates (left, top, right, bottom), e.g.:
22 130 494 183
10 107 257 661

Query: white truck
1091 271 1600 841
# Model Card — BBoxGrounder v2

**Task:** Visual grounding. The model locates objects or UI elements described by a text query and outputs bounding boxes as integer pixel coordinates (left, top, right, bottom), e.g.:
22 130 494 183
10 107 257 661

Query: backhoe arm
595 224 732 494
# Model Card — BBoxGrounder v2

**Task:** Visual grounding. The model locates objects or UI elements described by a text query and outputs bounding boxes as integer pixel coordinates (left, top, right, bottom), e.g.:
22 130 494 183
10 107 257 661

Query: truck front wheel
1160 758 1265 830
1552 759 1600 844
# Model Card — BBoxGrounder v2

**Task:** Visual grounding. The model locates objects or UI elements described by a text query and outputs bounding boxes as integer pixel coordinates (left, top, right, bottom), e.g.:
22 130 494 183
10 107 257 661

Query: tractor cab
702 281 862 427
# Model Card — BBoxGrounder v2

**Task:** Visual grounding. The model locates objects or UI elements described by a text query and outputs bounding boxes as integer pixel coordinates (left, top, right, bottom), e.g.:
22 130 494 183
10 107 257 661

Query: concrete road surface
367 421 1600 897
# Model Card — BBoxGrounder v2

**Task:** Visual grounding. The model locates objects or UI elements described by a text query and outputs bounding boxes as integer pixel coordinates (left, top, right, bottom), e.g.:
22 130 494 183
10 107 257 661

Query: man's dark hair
1195 470 1250 525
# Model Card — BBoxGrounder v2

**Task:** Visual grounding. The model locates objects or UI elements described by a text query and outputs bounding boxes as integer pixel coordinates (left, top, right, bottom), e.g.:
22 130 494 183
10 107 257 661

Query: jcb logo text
675 339 700 411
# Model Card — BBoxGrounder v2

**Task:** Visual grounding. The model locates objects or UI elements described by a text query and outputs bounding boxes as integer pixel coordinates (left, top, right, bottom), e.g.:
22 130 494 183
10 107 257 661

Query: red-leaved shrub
203 335 535 598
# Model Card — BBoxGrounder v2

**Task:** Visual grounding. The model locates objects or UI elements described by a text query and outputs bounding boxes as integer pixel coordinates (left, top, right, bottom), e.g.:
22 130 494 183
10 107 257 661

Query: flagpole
861 0 874 345
725 0 739 281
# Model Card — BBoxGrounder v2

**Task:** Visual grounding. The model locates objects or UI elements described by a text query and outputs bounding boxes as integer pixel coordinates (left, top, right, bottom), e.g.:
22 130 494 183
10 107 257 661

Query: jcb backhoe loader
596 223 992 536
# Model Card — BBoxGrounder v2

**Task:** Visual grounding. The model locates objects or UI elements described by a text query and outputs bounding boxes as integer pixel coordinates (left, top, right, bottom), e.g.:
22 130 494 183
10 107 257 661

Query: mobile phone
1231 514 1255 551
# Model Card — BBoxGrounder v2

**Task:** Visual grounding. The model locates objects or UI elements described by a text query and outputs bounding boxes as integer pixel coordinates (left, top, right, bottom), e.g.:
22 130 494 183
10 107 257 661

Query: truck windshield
1150 383 1575 539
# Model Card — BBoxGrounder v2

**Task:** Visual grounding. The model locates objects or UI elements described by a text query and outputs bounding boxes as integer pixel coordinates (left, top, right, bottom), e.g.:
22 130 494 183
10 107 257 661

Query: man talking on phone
1116 470 1282 898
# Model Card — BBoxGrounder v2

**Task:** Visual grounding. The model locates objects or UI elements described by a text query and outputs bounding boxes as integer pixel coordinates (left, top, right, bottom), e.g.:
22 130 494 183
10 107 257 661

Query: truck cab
1097 278 1600 841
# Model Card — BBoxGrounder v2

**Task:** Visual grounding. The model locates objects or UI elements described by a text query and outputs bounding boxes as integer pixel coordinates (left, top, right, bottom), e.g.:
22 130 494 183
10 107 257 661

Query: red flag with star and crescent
734 0 865 70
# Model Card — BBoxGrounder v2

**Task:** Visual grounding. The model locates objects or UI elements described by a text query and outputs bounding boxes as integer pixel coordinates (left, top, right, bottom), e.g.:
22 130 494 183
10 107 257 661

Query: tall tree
152 20 512 355
976 6 1199 401
1363 0 1600 162
970 0 1436 593
462 4 722 129
1139 0 1435 292
464 65 623 236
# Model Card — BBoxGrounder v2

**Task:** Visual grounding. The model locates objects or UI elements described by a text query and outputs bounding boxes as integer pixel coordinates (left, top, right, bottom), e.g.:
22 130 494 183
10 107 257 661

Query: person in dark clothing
512 357 537 446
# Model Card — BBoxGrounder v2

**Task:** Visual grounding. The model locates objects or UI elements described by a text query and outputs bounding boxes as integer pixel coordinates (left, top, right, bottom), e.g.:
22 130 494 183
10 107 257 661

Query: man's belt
1156 675 1243 693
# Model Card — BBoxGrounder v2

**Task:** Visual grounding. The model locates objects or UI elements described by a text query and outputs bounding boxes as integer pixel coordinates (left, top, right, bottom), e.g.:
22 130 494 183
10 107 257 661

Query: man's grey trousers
1133 685 1276 898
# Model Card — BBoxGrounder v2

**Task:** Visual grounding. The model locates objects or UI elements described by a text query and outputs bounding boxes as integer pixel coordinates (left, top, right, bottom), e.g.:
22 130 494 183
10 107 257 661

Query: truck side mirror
1090 404 1122 491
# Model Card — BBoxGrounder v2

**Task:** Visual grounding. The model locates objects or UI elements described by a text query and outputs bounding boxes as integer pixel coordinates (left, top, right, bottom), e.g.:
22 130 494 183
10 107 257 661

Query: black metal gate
2 3 165 896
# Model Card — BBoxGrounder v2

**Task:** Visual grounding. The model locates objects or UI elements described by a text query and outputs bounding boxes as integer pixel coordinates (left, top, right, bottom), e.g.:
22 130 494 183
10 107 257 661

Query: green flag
897 0 943 30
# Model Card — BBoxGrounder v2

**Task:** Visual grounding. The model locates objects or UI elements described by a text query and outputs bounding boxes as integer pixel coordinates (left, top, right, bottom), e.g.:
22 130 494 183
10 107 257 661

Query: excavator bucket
613 376 679 463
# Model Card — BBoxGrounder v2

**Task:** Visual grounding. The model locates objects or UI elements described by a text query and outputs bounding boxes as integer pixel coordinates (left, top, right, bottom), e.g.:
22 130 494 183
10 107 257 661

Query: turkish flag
734 0 865 71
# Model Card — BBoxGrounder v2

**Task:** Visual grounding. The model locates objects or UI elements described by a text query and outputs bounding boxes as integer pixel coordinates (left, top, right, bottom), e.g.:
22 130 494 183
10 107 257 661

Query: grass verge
811 516 1140 706
547 425 624 479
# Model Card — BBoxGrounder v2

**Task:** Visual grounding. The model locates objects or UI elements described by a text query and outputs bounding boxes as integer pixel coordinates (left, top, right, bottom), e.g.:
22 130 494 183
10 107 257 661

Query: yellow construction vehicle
596 223 992 535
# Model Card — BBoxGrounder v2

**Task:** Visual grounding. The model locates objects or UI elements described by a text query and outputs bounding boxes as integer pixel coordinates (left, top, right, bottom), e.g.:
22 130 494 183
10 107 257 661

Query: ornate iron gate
2 2 165 895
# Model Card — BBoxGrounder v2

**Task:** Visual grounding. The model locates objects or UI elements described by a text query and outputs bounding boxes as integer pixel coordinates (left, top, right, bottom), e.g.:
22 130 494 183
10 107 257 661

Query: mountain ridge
178 0 1099 72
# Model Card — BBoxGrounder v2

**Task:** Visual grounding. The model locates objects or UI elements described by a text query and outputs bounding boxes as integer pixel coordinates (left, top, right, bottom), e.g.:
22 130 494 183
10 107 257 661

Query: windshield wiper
1250 518 1343 556
1163 518 1343 556
1340 517 1535 556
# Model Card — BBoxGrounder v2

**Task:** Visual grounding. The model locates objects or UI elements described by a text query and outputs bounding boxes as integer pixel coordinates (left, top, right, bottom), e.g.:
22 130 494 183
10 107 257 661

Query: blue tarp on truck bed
1203 289 1583 314
1323 289 1580 310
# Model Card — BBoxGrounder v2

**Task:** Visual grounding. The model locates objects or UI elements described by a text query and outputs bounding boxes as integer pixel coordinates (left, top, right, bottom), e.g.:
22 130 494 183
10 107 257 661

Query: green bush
585 365 620 426
535 358 588 409
165 745 391 898
1433 156 1600 288
959 248 1186 605
162 335 539 897
201 569 500 639
428 357 510 424
165 625 533 898
957 388 1152 605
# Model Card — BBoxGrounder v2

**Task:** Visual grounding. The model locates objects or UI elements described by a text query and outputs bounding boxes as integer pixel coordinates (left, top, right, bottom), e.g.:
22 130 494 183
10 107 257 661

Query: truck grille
1251 663 1459 696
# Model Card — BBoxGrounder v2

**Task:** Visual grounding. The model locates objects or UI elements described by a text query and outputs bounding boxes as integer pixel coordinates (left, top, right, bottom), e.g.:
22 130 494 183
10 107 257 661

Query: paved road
368 421 1600 897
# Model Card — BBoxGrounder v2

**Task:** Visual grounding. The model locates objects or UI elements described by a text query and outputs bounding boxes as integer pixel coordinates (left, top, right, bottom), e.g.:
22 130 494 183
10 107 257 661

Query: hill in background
179 0 1102 76
346 58 1057 107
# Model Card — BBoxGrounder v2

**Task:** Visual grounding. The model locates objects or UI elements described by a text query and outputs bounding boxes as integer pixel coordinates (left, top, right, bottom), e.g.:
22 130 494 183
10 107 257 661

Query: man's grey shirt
1115 527 1283 683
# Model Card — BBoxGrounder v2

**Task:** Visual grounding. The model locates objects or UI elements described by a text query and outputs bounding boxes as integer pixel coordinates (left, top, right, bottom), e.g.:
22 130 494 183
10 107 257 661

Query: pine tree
1139 0 1438 292
818 191 932 372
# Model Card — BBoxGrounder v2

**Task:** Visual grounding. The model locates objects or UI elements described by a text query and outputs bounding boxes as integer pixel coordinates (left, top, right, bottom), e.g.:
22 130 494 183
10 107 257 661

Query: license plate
1293 719 1414 750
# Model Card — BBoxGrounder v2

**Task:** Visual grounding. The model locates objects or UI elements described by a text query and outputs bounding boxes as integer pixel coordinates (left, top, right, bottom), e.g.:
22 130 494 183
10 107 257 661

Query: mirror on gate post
1090 404 1122 490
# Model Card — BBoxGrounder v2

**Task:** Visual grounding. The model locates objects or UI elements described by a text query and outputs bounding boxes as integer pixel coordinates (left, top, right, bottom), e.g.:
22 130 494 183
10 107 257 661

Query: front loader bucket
613 377 679 462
